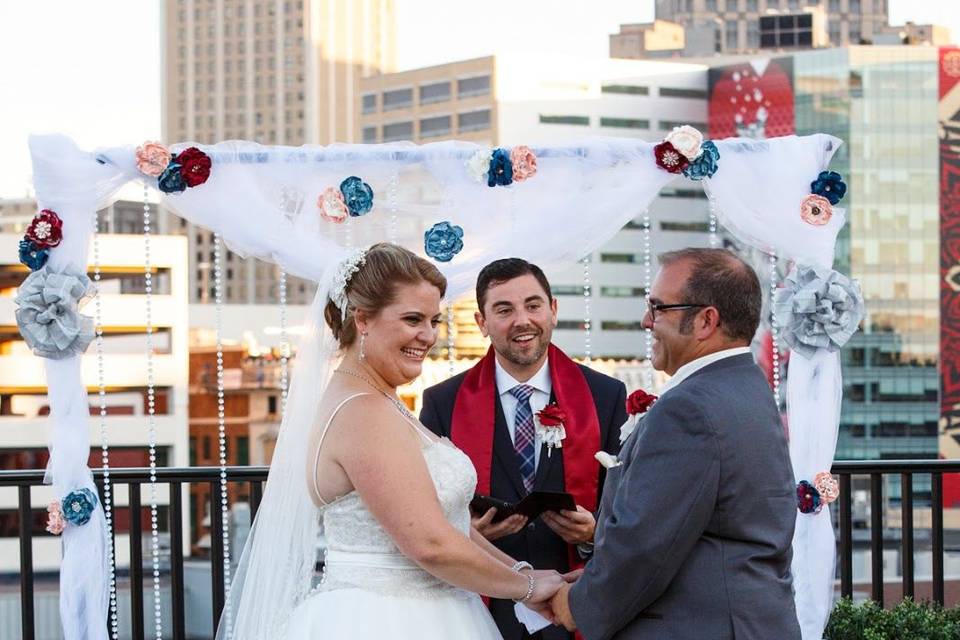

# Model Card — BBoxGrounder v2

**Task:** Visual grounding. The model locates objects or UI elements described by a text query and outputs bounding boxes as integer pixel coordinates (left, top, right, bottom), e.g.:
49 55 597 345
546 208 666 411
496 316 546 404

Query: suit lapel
493 391 526 498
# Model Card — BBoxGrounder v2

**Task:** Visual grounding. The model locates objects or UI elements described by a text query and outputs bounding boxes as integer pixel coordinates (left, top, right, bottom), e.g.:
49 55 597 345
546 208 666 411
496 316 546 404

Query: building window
556 320 587 330
748 20 760 48
553 285 589 296
725 20 739 49
362 126 378 143
382 87 413 111
660 221 710 232
382 121 413 142
705 0 716 10
599 117 649 129
600 253 639 264
659 120 707 131
361 93 377 114
419 114 452 138
419 81 451 104
539 115 590 126
458 109 491 132
601 286 647 297
660 188 708 200
601 321 644 331
658 87 707 99
601 84 649 96
747 0 758 10
457 75 491 98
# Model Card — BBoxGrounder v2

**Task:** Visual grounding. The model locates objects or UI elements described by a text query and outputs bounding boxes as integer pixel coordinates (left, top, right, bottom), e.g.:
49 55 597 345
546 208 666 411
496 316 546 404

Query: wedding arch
19 130 859 640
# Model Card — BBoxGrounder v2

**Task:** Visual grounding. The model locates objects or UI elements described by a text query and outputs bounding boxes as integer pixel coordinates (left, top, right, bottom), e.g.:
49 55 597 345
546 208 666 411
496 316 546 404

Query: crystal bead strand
582 256 592 365
278 266 289 420
213 232 233 638
92 207 119 639
770 251 781 406
642 209 654 390
142 184 163 640
388 171 399 243
446 304 456 378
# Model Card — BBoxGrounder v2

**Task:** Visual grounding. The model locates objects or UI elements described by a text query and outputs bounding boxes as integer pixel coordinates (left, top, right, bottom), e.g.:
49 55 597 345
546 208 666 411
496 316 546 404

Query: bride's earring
359 331 367 360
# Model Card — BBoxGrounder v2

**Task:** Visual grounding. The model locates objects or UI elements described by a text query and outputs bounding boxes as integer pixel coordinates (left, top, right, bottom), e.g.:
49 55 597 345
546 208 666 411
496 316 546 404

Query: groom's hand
471 508 528 541
541 506 595 545
550 583 577 631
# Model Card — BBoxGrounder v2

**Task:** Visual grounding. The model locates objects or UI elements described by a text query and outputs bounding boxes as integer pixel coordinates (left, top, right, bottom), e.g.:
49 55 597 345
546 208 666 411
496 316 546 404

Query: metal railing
2 460 959 639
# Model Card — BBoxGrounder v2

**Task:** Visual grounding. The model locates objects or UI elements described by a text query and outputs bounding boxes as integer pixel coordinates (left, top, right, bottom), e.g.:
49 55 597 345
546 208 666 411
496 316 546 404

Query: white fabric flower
665 125 704 161
534 421 566 457
465 149 491 183
594 451 621 469
618 413 647 444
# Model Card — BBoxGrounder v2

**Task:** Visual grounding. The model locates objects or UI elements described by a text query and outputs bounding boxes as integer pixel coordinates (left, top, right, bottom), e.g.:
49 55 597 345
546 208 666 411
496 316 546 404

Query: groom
550 248 801 640
421 258 626 640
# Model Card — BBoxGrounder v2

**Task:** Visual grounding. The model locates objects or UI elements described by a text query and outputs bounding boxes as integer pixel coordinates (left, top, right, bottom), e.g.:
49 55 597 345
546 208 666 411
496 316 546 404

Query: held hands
519 569 566 623
541 505 596 545
472 507 528 541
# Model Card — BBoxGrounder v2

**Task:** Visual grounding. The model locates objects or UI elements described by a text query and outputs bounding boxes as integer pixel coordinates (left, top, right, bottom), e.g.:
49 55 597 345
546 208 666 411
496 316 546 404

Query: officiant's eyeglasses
646 303 708 322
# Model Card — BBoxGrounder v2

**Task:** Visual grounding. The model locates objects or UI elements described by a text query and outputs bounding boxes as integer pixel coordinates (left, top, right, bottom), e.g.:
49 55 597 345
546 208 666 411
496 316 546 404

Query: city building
359 52 716 359
0 230 190 573
161 0 396 305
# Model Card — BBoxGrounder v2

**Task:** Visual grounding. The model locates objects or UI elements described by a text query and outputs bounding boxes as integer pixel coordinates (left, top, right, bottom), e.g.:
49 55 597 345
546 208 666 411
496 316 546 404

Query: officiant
421 258 626 640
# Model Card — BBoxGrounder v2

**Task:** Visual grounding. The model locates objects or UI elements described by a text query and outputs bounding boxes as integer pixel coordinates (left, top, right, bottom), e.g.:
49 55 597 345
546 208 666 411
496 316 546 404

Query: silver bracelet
515 573 535 603
510 560 534 573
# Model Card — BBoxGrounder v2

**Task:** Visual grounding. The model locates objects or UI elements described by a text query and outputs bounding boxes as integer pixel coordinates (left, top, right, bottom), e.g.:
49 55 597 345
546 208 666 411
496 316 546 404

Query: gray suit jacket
568 353 800 640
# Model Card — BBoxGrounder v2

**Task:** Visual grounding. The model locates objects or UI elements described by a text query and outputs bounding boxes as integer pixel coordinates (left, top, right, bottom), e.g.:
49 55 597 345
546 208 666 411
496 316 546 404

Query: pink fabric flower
135 141 172 178
509 145 538 182
46 501 66 535
800 194 833 226
318 187 348 223
814 472 839 504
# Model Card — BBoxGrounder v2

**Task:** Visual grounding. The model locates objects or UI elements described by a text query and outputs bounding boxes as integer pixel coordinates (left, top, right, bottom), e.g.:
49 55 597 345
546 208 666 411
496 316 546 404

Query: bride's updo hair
324 242 448 349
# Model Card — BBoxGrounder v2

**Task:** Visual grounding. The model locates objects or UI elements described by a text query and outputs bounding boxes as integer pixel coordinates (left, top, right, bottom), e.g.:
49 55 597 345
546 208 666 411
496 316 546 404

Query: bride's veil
215 256 347 640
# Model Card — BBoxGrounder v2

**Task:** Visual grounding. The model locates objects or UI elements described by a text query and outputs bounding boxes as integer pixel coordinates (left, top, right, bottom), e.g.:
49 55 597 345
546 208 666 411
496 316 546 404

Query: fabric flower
14 267 96 359
625 389 657 416
25 209 63 249
814 472 839 505
340 176 374 216
509 145 538 182
773 265 865 359
594 451 622 469
61 488 97 526
18 239 49 271
682 140 720 181
177 147 212 187
535 403 567 456
46 501 66 535
158 160 187 193
487 148 513 187
800 194 833 226
654 141 689 174
135 141 172 178
424 221 464 262
317 187 348 223
664 125 704 161
810 170 846 205
797 480 822 514
465 149 491 183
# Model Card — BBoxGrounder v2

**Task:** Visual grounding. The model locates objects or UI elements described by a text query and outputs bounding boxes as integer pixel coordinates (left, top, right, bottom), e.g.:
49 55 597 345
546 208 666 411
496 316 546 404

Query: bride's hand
525 570 565 604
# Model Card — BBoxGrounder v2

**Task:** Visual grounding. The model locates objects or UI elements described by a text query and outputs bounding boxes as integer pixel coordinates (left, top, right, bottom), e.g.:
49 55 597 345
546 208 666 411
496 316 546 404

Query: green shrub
824 597 960 640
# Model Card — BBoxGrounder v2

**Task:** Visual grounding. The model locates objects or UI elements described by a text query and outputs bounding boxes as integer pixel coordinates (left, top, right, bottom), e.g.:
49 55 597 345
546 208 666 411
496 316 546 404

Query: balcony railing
2 460 960 639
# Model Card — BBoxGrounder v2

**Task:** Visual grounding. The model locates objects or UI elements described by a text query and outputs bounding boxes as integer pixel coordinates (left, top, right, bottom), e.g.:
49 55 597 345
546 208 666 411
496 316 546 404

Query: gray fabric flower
774 265 864 359
15 267 95 360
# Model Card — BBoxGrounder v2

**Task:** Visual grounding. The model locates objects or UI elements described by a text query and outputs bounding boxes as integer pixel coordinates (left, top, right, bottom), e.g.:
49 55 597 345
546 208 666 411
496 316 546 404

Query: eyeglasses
646 303 708 323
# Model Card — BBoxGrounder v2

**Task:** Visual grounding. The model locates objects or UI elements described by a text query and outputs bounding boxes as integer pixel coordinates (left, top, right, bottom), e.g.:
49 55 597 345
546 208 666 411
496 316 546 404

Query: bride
219 243 564 639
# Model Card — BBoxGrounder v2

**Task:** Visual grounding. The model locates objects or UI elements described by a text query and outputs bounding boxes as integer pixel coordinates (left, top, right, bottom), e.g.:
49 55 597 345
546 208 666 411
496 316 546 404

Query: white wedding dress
284 398 504 639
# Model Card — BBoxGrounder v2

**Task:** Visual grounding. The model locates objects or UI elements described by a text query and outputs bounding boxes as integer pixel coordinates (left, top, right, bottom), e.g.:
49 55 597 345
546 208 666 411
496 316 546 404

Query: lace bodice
315 437 478 599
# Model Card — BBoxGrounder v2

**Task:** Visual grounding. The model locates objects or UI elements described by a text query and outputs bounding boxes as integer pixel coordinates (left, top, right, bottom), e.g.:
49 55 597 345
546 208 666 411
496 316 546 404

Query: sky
0 0 957 198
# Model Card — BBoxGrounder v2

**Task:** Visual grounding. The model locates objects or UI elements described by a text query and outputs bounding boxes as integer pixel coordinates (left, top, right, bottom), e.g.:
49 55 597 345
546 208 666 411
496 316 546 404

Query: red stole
451 344 602 572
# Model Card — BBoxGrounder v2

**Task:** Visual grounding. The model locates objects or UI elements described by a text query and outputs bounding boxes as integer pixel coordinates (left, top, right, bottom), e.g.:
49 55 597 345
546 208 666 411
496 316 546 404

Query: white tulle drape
27 132 843 640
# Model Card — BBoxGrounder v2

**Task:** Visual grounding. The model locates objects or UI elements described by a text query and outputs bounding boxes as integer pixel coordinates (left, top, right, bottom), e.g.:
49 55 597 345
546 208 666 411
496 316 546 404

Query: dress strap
312 392 370 506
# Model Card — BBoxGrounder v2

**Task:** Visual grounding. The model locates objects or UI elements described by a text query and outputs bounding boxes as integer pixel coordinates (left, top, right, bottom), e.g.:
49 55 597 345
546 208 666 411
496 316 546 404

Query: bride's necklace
335 368 416 420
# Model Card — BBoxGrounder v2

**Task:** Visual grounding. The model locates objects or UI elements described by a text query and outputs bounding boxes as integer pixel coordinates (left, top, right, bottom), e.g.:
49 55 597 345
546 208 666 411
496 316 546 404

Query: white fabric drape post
705 133 845 640
26 132 848 640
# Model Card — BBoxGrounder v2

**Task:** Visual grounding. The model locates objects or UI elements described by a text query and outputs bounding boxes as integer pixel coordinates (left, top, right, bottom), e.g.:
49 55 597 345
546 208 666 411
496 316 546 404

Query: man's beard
498 330 549 367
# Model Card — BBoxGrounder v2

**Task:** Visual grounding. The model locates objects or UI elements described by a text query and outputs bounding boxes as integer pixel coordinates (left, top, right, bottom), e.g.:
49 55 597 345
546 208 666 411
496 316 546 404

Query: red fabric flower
536 403 566 427
177 147 212 187
654 141 689 174
25 209 63 249
625 389 657 416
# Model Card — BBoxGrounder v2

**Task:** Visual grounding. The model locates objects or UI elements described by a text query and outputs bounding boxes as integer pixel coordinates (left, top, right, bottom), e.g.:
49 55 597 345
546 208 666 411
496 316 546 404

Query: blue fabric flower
810 170 846 205
61 488 98 526
487 148 513 187
339 176 374 216
158 159 187 193
681 140 720 181
797 480 822 514
424 221 464 262
18 239 49 271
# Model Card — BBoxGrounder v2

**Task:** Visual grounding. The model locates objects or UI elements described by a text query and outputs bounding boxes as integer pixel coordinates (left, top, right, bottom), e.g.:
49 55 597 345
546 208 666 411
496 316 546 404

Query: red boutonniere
535 403 567 457
620 389 658 444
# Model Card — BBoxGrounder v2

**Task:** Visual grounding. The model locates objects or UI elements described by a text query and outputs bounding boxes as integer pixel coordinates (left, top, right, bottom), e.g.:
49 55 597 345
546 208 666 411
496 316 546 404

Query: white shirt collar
495 356 552 397
658 346 752 397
